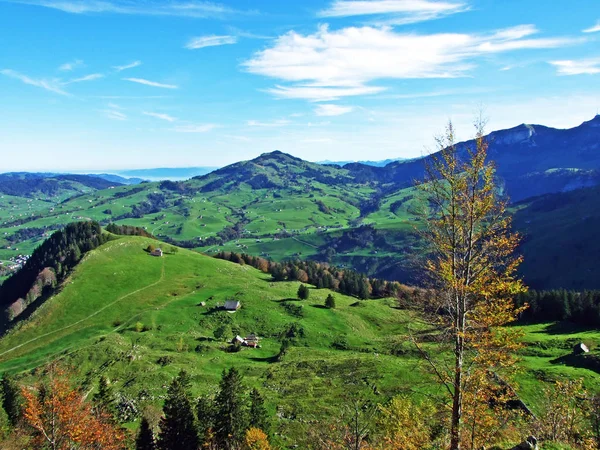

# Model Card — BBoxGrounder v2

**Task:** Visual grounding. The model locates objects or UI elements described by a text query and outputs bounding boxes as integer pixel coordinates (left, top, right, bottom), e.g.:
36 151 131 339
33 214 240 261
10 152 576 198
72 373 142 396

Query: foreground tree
297 284 309 300
214 368 247 450
136 416 157 450
158 370 199 450
1 374 21 427
20 366 125 449
416 117 526 449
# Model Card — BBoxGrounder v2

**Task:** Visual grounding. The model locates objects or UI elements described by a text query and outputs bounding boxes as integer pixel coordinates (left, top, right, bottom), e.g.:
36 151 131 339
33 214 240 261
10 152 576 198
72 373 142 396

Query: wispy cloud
583 21 600 33
143 111 177 122
102 109 127 120
123 78 178 89
6 0 249 18
315 104 354 116
318 0 468 25
245 24 580 101
0 69 69 95
113 60 142 72
64 73 104 84
171 123 217 132
58 59 84 71
246 119 291 127
550 58 600 75
185 35 237 49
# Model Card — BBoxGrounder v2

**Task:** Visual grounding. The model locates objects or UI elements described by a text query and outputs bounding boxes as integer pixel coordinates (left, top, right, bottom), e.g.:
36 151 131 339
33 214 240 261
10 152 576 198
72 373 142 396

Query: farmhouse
224 300 241 311
151 248 163 257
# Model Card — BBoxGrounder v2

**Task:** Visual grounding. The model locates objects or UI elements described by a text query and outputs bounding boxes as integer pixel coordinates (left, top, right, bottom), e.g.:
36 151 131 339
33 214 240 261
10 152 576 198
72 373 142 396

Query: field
0 234 598 446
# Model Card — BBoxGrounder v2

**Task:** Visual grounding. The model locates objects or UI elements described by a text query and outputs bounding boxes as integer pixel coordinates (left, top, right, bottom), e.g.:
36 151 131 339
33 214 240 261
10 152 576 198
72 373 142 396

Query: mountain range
1 115 600 290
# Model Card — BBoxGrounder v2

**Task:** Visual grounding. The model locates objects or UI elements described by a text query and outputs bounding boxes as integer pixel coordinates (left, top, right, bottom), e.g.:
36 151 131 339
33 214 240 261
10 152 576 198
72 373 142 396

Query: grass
0 234 599 447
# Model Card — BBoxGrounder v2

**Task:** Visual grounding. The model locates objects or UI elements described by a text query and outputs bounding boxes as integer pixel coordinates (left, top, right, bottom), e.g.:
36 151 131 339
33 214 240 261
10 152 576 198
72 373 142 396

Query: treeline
215 251 401 299
515 290 600 327
105 223 155 239
0 221 110 322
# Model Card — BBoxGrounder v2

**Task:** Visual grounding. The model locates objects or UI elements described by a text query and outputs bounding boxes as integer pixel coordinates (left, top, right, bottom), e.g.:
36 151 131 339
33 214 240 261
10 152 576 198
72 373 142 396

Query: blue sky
1 0 599 171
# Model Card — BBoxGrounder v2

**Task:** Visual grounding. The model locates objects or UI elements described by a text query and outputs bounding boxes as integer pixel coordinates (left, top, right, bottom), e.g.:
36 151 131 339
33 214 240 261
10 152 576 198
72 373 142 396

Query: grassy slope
0 236 598 446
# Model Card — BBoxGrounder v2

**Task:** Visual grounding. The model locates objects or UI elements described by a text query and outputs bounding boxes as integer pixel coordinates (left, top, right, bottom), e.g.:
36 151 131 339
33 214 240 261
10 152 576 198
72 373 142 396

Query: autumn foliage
20 367 125 449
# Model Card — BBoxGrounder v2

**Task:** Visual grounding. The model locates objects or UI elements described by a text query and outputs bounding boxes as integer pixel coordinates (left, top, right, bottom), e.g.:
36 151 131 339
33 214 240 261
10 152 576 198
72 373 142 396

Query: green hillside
0 234 598 446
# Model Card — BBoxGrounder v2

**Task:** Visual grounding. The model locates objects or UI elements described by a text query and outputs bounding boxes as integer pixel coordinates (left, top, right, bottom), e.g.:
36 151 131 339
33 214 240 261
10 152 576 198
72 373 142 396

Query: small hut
224 300 241 311
573 343 590 355
151 248 163 257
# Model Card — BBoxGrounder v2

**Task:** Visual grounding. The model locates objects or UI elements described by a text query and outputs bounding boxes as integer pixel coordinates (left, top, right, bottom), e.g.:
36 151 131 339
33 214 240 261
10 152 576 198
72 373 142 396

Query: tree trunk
450 307 465 450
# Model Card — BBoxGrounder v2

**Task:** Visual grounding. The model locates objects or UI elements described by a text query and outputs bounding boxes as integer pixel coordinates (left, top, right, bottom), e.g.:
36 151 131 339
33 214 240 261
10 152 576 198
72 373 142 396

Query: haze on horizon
1 0 599 172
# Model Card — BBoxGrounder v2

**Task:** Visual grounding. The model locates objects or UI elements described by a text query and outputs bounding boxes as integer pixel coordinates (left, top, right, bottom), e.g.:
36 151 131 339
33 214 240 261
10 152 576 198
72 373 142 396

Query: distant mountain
338 115 600 202
318 157 409 167
0 173 122 198
113 167 217 181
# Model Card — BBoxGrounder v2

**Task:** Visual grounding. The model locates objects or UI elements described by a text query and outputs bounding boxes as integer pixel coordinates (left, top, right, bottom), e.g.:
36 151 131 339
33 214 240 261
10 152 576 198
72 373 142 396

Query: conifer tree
93 375 115 415
1 374 21 427
297 284 309 300
197 394 216 446
158 370 199 450
214 368 247 450
136 416 157 450
248 389 270 434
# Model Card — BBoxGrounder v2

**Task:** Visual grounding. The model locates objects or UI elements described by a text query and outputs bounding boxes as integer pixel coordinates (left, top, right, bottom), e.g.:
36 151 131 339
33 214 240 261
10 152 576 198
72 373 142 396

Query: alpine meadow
1 1 600 449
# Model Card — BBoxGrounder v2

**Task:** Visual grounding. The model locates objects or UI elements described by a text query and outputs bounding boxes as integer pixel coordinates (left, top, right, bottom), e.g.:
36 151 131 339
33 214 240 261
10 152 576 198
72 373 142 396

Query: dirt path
0 260 166 359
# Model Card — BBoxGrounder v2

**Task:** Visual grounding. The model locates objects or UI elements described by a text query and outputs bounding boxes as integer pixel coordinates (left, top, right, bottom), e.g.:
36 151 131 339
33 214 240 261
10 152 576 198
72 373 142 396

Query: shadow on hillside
551 353 600 374
311 305 328 309
248 355 279 364
272 298 302 303
532 321 592 336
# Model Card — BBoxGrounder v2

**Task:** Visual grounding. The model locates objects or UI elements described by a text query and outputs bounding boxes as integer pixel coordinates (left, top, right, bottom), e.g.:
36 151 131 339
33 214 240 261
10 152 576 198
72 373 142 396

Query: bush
146 244 156 253
297 284 309 300
157 356 174 366
325 294 336 309
135 322 145 333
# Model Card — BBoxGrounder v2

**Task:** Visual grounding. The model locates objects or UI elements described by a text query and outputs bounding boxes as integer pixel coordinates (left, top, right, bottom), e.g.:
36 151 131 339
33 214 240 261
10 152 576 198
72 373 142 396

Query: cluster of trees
0 367 271 450
0 221 110 323
515 290 600 327
215 251 402 300
105 223 156 238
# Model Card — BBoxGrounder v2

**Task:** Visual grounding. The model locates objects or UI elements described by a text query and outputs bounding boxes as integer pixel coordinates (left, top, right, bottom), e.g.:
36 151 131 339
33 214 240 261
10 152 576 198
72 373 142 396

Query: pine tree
248 389 270 434
158 370 199 450
325 294 336 309
197 394 216 445
93 375 115 414
136 416 156 450
1 374 21 427
214 368 247 450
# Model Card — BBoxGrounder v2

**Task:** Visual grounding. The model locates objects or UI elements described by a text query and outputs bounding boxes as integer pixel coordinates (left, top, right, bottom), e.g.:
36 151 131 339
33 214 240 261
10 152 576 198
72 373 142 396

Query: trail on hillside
291 236 318 249
0 260 166 359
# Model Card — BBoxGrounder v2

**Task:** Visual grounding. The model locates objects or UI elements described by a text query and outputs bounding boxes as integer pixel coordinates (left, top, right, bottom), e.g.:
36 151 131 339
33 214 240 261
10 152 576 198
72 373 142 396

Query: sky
1 0 599 171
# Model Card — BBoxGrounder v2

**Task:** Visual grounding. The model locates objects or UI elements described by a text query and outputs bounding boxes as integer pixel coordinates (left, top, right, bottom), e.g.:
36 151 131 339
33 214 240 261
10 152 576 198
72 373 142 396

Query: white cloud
58 59 84 71
172 124 217 132
319 0 468 25
246 119 291 127
123 78 178 89
315 104 354 116
244 24 580 101
6 0 245 18
550 58 600 75
185 35 237 49
64 73 104 84
583 21 600 33
0 69 69 95
102 109 127 121
143 111 177 122
113 60 142 72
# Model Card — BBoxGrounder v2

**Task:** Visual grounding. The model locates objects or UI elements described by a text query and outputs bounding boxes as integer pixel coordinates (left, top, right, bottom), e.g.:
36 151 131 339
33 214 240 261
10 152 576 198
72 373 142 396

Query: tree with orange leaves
416 116 527 450
243 427 271 450
20 366 126 450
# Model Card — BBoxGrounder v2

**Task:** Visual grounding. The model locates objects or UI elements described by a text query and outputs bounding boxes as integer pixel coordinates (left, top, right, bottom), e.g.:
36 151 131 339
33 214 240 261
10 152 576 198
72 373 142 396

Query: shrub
297 284 309 300
157 356 173 366
135 322 145 333
325 294 336 309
